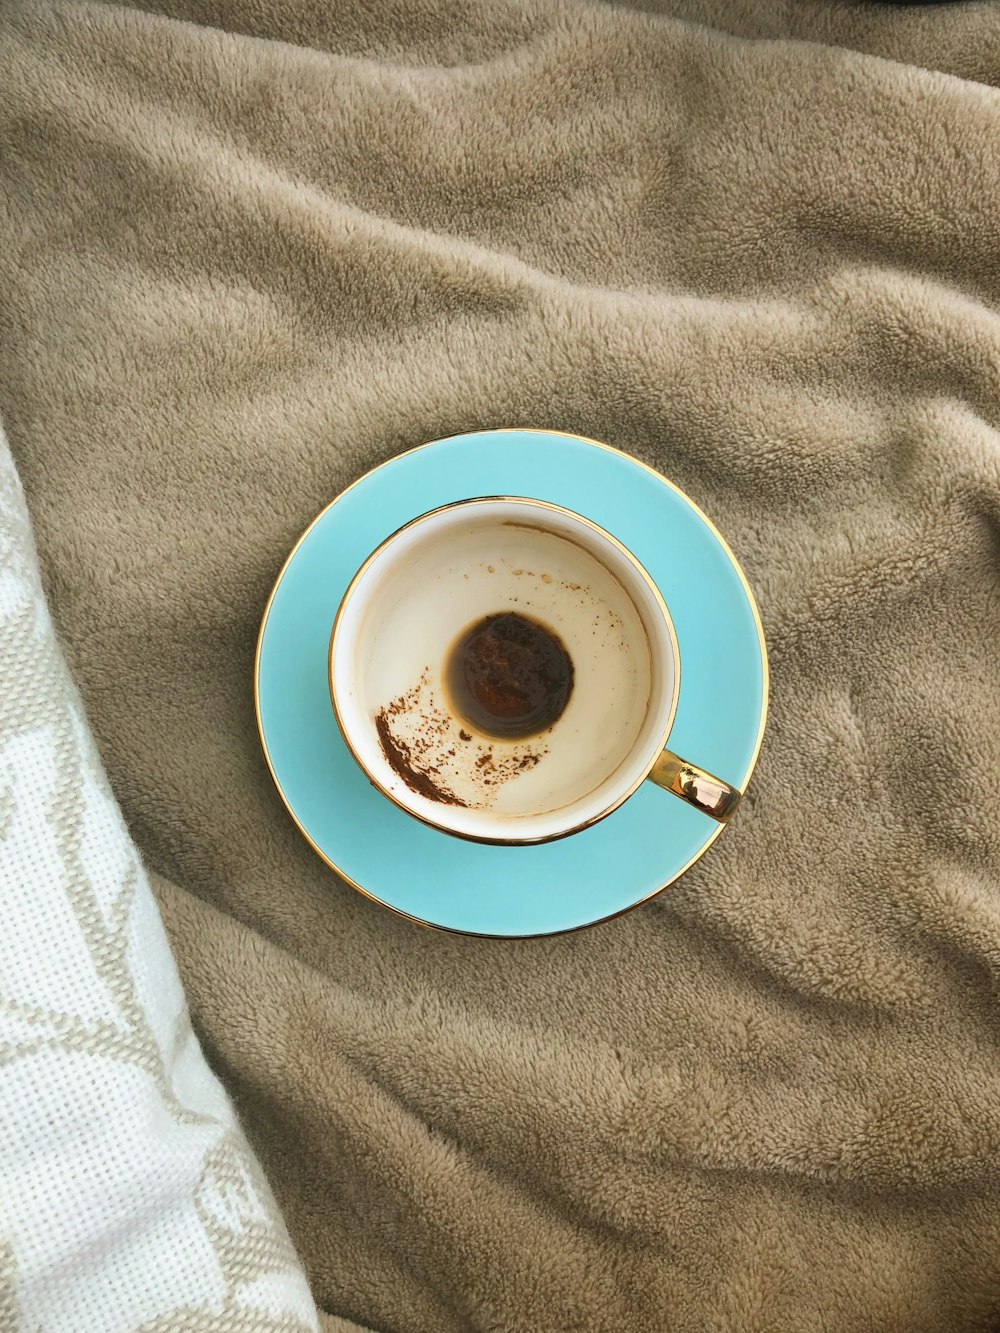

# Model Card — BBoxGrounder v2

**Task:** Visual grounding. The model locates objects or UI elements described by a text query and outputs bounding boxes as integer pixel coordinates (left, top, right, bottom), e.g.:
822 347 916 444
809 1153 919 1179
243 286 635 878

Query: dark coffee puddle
445 612 573 740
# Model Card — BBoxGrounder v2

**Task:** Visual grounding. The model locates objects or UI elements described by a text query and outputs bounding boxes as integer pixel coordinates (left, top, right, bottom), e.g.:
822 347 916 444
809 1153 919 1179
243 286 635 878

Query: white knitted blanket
0 423 319 1332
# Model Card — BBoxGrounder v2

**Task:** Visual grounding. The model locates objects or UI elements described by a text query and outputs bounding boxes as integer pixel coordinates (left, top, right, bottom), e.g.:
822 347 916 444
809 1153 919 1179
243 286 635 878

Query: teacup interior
332 500 676 842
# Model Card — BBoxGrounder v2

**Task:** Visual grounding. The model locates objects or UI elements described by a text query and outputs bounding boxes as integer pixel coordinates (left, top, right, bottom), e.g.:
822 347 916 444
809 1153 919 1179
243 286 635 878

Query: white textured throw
0 425 318 1332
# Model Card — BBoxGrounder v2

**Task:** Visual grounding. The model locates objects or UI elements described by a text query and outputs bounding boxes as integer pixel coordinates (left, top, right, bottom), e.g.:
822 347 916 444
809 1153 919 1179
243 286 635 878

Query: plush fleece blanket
2 1 1000 1329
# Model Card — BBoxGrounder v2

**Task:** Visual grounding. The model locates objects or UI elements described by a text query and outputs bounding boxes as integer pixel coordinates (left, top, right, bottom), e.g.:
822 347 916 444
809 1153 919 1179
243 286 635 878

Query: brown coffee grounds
445 612 573 740
372 661 548 812
374 710 466 807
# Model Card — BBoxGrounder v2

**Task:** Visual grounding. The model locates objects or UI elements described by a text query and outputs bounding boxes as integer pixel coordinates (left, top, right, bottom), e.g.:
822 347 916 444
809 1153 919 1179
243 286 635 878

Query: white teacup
329 497 739 844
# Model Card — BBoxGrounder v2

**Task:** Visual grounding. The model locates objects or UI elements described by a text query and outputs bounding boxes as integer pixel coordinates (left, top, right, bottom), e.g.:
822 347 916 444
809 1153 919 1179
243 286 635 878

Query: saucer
255 429 767 937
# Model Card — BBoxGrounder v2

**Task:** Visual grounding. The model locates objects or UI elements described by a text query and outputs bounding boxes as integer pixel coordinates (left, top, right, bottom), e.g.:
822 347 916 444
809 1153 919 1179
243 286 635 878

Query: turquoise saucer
255 429 767 937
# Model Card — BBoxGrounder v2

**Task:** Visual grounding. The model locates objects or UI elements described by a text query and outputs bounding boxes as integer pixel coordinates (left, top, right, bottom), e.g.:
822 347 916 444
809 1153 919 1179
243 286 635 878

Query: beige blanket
3 2 1000 1329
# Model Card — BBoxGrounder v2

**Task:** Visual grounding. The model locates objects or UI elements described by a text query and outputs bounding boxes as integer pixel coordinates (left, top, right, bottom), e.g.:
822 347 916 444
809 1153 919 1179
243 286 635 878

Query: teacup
329 497 740 844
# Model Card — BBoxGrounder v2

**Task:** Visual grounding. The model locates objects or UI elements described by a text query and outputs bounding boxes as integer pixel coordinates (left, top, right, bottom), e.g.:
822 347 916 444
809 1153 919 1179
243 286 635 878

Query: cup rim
328 496 681 845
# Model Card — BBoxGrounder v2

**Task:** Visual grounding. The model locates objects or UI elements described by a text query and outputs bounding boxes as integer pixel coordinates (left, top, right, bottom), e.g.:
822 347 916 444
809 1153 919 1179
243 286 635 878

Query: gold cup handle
647 750 742 823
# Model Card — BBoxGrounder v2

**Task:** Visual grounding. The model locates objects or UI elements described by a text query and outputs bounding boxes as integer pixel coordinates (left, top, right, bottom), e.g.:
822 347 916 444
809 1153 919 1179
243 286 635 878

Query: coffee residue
372 659 549 812
375 708 466 807
474 745 544 787
445 611 574 740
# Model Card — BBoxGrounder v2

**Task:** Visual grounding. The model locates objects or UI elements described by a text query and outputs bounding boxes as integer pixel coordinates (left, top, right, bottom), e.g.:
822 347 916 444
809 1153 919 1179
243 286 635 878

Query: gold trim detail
253 427 769 939
647 750 741 823
327 496 680 846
